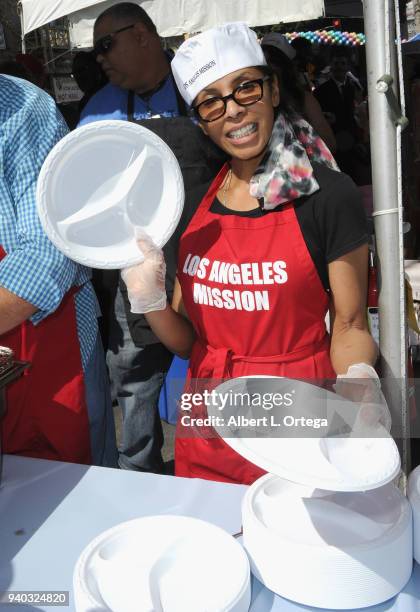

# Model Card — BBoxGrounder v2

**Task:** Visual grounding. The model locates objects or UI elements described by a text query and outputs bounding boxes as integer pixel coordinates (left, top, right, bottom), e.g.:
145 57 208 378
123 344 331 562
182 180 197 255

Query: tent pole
17 2 26 53
363 0 410 476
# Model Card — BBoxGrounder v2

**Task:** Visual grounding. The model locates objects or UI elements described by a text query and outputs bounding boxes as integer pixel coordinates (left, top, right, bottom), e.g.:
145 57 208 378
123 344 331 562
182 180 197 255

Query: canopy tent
19 0 325 47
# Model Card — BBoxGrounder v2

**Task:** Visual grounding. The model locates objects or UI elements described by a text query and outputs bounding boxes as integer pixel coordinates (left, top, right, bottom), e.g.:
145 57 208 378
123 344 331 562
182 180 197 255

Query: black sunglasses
194 76 271 123
93 24 135 58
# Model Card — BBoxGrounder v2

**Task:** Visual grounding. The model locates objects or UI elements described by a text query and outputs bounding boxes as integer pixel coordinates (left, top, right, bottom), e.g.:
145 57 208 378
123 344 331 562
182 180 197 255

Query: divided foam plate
73 515 250 612
207 376 401 492
36 120 184 269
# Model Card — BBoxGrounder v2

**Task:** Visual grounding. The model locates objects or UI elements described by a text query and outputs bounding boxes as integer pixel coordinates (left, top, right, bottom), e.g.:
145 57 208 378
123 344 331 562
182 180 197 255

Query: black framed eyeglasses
93 24 135 58
193 76 271 123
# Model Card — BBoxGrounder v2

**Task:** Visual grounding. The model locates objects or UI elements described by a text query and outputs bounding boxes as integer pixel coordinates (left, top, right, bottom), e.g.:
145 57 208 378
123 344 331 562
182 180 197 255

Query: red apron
0 245 92 463
176 164 336 484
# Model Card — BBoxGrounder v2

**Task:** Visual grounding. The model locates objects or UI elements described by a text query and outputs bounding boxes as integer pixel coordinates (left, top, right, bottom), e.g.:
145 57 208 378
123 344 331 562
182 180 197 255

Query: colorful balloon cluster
284 30 366 46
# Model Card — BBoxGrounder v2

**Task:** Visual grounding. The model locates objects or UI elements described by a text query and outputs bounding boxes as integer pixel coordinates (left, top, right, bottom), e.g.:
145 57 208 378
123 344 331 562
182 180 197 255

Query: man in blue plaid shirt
0 74 117 466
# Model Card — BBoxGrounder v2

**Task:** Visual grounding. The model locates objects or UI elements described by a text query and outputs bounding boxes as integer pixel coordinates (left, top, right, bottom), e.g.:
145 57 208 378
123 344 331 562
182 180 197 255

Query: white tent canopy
19 0 325 47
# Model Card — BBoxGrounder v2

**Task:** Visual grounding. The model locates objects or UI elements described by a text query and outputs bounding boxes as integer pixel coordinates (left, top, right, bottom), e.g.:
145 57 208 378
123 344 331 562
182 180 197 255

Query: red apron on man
0 245 92 464
176 165 336 484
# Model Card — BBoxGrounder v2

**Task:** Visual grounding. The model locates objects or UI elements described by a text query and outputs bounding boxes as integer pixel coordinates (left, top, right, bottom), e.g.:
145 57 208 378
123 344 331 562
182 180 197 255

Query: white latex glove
334 363 392 432
121 230 167 314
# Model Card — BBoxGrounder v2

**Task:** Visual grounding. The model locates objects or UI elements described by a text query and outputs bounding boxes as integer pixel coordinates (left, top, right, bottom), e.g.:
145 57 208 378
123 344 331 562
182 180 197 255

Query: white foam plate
36 120 184 269
243 474 413 609
73 515 251 612
207 376 401 492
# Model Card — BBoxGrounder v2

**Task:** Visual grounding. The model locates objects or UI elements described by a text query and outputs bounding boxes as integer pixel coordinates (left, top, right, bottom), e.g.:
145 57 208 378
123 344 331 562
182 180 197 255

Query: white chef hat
261 32 297 61
171 22 267 106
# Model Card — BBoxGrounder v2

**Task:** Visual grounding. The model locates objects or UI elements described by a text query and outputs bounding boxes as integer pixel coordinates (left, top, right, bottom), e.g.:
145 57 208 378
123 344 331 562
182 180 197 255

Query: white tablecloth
0 455 418 611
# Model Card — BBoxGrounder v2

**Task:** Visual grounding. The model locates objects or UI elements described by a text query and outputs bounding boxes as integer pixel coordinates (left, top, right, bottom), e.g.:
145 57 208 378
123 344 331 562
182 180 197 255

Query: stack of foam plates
73 515 251 612
243 475 412 609
209 376 412 609
36 120 184 269
408 465 420 564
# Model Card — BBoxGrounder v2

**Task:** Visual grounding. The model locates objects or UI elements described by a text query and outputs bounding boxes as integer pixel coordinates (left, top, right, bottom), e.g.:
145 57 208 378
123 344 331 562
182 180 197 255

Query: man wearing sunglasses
79 2 225 475
79 3 184 125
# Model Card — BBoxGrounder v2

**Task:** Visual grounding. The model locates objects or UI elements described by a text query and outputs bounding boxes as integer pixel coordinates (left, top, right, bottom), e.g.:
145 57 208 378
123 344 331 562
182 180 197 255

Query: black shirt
210 163 368 291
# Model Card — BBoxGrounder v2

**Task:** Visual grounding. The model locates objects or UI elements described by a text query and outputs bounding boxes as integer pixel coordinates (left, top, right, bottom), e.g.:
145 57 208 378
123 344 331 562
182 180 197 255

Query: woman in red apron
122 23 381 484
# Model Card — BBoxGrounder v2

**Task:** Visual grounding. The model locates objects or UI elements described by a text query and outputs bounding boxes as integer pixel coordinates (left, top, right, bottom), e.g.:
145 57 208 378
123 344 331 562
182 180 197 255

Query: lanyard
127 74 187 122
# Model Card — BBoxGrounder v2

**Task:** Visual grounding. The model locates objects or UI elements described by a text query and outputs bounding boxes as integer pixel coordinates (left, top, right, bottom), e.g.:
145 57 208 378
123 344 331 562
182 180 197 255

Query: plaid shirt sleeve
0 76 91 325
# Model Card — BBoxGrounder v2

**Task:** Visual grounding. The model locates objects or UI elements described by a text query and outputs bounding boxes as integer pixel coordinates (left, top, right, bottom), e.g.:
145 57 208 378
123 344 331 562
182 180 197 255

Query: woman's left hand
334 363 392 432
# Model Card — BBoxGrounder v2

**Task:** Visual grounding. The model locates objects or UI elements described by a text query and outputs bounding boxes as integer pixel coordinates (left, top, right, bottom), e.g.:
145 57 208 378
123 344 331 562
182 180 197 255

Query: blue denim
106 286 173 472
84 333 119 468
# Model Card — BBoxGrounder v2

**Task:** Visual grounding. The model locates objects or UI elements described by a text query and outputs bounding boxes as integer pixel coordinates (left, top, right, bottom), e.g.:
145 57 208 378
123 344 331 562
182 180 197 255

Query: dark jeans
84 332 118 468
106 286 173 472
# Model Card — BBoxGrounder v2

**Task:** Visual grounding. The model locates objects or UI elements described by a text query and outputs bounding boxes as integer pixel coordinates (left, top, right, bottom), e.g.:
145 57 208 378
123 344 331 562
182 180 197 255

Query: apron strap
173 79 188 116
184 164 229 232
204 335 330 380
127 90 135 122
127 75 188 123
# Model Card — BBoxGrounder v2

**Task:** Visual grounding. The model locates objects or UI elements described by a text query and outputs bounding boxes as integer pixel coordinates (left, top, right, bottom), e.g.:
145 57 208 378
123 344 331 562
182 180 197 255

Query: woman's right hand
121 230 167 314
